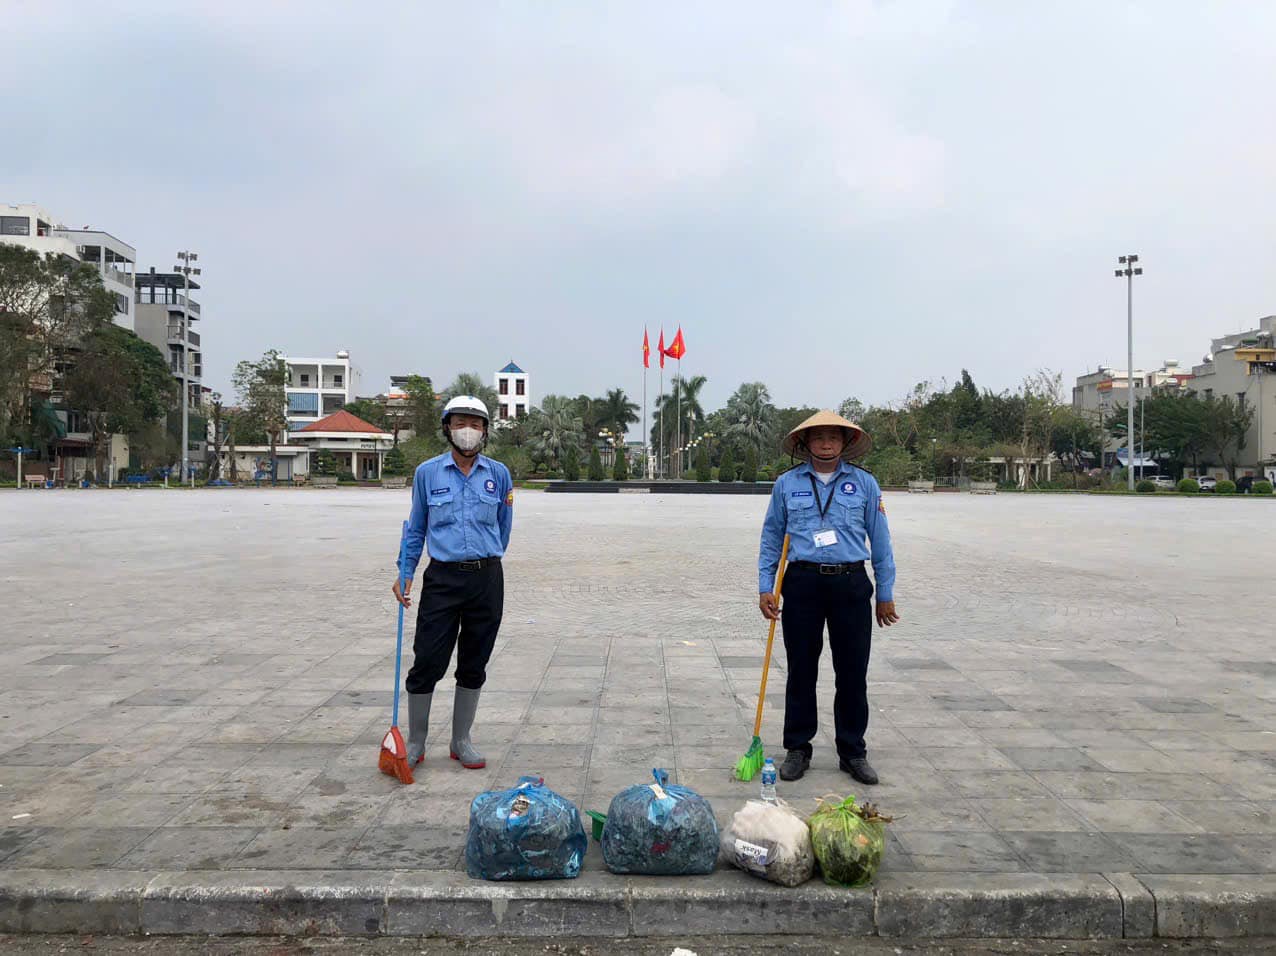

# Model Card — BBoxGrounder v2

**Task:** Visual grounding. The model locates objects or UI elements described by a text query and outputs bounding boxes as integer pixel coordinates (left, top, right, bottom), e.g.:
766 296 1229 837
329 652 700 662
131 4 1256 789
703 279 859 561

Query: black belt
788 560 865 575
430 557 501 572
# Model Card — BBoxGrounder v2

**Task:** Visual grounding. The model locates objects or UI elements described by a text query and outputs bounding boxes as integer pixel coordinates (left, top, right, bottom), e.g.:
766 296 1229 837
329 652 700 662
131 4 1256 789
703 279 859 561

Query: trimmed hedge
1254 480 1274 496
1135 479 1157 494
1216 479 1236 495
1177 478 1200 494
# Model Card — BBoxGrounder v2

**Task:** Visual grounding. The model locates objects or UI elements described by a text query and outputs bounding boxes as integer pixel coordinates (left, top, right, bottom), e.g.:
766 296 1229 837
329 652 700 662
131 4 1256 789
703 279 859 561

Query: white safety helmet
441 395 490 426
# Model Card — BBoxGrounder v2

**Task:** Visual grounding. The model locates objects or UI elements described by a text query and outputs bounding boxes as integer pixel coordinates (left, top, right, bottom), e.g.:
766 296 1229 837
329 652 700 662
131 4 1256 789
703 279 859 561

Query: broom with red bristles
379 521 415 785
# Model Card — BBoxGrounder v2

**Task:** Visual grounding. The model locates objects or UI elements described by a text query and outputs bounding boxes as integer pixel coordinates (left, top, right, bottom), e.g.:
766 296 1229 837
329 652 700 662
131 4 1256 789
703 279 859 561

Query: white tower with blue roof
493 361 530 422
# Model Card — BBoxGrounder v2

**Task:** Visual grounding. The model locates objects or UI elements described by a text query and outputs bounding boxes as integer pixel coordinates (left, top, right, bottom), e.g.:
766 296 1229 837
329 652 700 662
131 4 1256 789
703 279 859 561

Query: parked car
1237 475 1255 494
1197 476 1217 492
1151 475 1176 490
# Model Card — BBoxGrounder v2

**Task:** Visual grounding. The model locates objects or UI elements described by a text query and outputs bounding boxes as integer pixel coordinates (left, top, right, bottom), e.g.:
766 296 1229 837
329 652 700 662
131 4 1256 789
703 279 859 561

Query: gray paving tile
1065 799 1206 834
7 827 152 868
1 743 102 767
233 826 367 869
346 824 467 869
999 830 1137 871
893 831 1025 872
116 826 262 870
1109 832 1259 873
999 747 1107 772
31 653 112 665
1137 697 1216 714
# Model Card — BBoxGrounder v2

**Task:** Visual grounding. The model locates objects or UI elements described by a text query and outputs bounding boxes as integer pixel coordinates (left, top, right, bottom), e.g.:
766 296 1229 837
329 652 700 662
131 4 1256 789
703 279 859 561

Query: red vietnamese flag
642 328 650 369
657 329 666 369
664 326 687 361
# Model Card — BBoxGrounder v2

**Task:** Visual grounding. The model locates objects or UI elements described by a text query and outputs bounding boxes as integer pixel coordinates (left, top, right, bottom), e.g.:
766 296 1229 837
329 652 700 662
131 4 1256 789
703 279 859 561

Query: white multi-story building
283 351 362 434
1 203 136 330
1072 361 1192 468
1 203 138 481
494 361 530 421
1189 316 1276 480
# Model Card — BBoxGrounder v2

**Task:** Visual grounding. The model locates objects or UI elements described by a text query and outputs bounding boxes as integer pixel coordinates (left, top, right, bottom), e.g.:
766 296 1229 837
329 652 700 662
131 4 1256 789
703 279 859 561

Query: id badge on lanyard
809 475 839 548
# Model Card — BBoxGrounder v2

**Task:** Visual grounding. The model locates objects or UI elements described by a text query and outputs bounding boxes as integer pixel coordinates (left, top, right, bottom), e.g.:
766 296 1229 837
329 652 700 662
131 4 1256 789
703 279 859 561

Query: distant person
757 410 898 785
392 396 513 771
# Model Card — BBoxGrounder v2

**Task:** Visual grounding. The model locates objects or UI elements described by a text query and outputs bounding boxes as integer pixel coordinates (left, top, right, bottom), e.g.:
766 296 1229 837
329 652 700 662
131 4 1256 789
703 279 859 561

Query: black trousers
405 561 504 695
780 565 874 762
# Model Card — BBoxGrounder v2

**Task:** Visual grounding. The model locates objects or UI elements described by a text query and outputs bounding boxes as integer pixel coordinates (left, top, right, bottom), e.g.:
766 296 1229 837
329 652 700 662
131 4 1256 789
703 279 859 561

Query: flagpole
642 348 648 479
658 334 664 480
676 356 682 478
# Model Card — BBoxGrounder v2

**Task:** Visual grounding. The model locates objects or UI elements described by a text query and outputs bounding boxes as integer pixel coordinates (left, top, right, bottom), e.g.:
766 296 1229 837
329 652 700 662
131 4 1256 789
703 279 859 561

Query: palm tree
724 382 776 457
529 394 583 470
653 375 707 476
442 372 499 420
599 388 639 439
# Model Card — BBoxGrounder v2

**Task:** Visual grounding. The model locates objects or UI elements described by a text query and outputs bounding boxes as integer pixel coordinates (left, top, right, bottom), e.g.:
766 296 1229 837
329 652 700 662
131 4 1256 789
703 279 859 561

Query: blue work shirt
758 461 896 601
399 452 514 578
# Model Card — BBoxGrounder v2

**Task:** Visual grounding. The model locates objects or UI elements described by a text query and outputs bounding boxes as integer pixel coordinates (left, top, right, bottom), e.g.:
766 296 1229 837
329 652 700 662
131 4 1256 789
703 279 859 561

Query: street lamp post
1115 254 1142 491
174 251 201 486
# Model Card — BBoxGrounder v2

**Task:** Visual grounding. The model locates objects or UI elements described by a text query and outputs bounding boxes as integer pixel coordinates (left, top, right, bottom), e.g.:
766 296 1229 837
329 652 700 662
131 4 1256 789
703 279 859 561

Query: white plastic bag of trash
719 797 815 887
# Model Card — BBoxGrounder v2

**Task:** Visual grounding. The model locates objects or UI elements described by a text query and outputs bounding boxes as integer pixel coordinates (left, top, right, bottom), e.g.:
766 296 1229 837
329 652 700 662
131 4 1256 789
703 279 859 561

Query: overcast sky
5 1 1275 415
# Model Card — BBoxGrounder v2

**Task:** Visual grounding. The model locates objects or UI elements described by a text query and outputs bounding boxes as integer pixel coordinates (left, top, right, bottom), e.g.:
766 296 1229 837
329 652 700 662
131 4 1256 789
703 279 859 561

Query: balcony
167 323 201 347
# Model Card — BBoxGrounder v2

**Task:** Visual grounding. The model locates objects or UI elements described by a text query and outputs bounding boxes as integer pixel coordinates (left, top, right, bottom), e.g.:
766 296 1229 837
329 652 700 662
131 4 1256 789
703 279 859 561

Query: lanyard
808 473 836 522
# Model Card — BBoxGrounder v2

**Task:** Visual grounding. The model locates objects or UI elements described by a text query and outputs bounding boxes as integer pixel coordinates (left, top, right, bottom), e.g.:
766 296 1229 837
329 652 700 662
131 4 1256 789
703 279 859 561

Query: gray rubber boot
450 686 486 769
406 692 432 766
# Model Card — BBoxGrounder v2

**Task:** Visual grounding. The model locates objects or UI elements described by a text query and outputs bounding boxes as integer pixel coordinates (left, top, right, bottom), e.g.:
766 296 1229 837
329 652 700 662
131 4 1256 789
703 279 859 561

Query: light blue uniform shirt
399 452 514 578
758 461 896 601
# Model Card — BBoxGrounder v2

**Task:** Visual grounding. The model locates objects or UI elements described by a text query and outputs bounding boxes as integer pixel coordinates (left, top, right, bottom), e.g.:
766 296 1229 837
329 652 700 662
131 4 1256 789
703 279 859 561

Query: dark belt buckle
819 564 841 575
459 560 482 572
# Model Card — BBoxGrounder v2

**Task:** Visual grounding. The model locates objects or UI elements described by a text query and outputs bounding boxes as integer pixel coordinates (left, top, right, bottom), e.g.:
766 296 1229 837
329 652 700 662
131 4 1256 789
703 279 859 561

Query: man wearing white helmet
391 395 514 771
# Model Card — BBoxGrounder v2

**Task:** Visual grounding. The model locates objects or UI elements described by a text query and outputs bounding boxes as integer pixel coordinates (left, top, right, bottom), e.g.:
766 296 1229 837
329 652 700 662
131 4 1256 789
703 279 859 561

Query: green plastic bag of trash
808 795 891 888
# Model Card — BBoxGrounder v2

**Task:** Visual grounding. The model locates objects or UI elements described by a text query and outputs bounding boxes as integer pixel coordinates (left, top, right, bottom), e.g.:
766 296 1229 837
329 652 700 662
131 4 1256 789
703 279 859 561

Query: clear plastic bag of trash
807 794 891 888
720 798 815 887
465 775 588 881
601 769 719 875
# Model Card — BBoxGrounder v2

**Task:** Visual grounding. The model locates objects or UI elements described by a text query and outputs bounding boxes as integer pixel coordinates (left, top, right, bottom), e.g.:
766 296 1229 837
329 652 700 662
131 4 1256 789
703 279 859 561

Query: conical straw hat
782 409 872 462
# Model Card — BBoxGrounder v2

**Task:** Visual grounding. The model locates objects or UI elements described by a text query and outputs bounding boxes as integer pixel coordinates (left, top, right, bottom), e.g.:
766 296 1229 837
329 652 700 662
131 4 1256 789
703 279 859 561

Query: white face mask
451 426 484 452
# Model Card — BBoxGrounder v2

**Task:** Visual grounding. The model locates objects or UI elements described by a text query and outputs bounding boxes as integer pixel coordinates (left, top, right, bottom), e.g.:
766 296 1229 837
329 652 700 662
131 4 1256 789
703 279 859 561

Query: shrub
1136 479 1156 493
695 446 712 482
382 445 407 477
1216 479 1236 495
740 446 758 483
1253 479 1273 496
337 470 357 483
612 446 628 481
1177 478 1200 494
562 446 580 481
717 446 735 482
587 446 605 481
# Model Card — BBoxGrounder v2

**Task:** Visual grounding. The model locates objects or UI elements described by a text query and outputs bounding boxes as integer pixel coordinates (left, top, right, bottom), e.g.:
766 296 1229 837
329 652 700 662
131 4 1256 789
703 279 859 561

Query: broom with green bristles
734 534 790 782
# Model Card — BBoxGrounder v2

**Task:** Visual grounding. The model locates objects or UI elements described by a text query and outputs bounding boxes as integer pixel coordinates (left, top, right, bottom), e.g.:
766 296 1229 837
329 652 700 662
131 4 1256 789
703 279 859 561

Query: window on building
334 374 343 387
1204 388 1213 400
499 378 509 395
288 392 319 416
515 380 525 396
0 216 30 236
516 405 527 418
300 373 310 387
114 293 128 315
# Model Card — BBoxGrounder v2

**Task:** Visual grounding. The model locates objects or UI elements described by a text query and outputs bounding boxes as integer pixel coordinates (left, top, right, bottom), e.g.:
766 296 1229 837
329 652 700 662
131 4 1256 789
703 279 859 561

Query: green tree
562 445 581 481
598 388 640 439
64 324 178 478
740 445 758 483
694 444 712 481
587 445 604 481
232 349 289 483
313 449 337 476
0 245 115 451
652 374 708 475
529 395 584 470
382 444 407 476
442 372 499 420
403 374 437 439
343 398 389 430
717 445 735 482
612 444 629 480
1201 395 1254 479
724 382 776 459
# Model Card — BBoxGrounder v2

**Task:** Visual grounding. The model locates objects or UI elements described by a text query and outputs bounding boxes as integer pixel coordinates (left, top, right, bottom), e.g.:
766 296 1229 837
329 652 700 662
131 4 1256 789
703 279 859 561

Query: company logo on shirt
484 478 497 494
840 481 857 495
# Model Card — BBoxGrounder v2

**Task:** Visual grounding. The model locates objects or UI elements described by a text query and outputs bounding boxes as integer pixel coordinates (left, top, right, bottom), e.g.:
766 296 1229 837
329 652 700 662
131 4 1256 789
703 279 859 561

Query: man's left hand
876 601 900 627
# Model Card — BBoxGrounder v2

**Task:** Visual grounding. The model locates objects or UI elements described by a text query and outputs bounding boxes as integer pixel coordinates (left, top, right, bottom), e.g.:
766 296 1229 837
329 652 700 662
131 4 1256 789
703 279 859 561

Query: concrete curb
2 869 1274 938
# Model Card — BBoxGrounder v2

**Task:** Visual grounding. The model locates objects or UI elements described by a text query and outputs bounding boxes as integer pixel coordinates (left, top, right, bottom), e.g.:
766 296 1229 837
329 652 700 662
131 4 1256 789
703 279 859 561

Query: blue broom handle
392 520 408 727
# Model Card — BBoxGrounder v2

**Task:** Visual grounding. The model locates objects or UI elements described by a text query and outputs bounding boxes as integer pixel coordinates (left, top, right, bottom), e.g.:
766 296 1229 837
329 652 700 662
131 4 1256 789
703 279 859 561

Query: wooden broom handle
753 534 790 739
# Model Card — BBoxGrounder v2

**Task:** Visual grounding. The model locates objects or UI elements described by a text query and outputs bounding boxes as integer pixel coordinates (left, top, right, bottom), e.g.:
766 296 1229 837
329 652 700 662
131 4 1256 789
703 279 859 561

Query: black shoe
779 749 811 781
840 756 879 785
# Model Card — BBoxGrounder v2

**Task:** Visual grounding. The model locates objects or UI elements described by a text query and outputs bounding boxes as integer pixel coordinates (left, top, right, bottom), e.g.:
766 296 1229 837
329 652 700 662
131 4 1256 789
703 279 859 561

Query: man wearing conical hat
757 410 898 785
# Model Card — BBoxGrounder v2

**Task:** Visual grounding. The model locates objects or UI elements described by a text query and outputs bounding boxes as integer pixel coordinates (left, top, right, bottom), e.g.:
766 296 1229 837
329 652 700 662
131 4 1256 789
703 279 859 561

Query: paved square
1 488 1273 882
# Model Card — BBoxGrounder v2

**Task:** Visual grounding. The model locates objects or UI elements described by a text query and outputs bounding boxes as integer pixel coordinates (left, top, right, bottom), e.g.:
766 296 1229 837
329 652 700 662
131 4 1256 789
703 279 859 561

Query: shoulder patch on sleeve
878 499 887 515
506 489 514 506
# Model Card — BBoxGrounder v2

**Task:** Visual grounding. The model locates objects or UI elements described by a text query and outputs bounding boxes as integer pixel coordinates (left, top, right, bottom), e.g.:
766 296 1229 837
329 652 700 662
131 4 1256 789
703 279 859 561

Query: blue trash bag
465 775 587 881
600 769 719 875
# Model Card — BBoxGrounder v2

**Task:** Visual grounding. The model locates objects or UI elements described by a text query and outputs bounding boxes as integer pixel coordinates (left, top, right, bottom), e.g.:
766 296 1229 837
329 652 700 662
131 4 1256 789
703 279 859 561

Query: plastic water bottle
760 758 778 804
